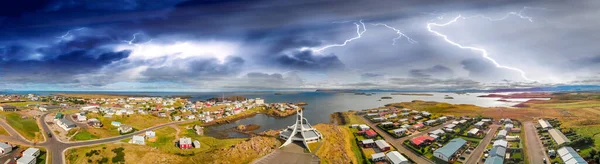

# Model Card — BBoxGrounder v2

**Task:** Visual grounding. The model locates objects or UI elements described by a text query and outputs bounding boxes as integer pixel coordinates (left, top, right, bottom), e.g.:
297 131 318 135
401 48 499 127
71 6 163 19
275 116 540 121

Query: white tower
279 108 323 152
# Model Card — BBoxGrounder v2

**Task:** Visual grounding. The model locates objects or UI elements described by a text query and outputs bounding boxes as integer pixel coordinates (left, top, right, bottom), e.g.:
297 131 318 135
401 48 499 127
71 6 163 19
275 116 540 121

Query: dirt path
170 125 181 143
465 124 499 164
524 121 549 164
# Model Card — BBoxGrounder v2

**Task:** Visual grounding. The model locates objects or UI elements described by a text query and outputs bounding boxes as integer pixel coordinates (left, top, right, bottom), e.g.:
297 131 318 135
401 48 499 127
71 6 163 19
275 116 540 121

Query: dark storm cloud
0 34 129 83
240 72 304 88
409 65 454 78
140 56 244 82
388 77 481 89
275 50 345 71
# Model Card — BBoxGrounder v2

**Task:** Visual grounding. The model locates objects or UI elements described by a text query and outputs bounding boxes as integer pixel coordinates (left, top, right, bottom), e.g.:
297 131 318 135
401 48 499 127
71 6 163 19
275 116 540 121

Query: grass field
0 112 42 141
72 113 170 140
0 125 8 135
314 124 355 164
0 101 47 107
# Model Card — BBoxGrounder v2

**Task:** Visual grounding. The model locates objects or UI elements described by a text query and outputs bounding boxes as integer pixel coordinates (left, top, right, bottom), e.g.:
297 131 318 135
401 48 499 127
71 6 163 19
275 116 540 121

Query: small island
390 93 434 96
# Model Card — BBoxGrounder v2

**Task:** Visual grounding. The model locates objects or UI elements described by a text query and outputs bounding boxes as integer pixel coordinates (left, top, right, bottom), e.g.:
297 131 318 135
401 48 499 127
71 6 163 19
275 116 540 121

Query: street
524 121 549 164
465 124 500 164
0 112 193 164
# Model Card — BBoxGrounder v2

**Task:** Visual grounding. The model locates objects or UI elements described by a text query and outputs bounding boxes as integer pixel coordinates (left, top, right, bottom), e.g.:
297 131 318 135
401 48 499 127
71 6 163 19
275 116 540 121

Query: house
474 121 486 129
410 135 435 147
413 116 423 120
367 113 379 117
158 112 167 117
0 105 17 112
398 118 408 123
411 123 425 130
444 124 457 132
501 118 513 124
548 129 571 145
186 115 196 120
433 138 467 162
511 128 521 133
504 124 514 130
130 135 145 145
358 124 370 131
557 146 587 164
87 119 103 128
111 121 121 127
80 106 99 111
372 117 385 122
506 136 520 141
421 111 431 117
173 116 182 121
467 128 479 136
371 152 386 162
438 116 448 122
496 130 507 139
493 139 508 148
179 137 193 149
0 143 12 154
145 131 156 138
424 120 437 126
361 139 375 147
193 140 201 148
118 124 133 133
429 129 445 136
392 128 407 136
364 130 378 138
481 118 492 122
381 121 393 127
23 148 40 157
76 114 87 122
489 146 507 159
458 120 468 124
350 124 359 128
386 151 409 164
57 118 76 131
375 140 391 151
484 156 504 164
16 155 35 164
538 119 553 131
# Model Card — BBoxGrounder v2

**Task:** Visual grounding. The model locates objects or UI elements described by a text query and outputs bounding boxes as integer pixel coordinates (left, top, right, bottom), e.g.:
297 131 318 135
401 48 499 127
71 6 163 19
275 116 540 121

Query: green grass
36 147 48 164
147 126 245 155
573 125 600 148
529 101 600 109
73 131 99 141
1 101 46 107
2 112 40 140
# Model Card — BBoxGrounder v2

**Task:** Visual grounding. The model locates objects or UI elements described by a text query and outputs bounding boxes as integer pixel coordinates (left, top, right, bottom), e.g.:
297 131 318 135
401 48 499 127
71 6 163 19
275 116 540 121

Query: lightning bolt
304 20 366 53
122 32 142 45
371 23 417 45
57 27 85 39
427 14 534 81
464 7 544 22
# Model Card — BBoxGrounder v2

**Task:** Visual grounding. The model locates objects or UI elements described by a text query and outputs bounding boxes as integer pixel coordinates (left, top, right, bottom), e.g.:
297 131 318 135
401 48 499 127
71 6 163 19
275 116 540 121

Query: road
524 121 548 164
465 124 500 164
0 112 192 164
360 116 452 164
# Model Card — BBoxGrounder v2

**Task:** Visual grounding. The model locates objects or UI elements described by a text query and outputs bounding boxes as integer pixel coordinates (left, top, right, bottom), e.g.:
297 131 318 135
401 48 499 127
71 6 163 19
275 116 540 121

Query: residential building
371 152 386 162
496 130 507 139
57 118 76 131
424 120 437 126
410 135 434 147
548 129 571 145
0 105 17 112
22 148 40 157
76 114 87 122
255 98 264 105
54 112 64 120
467 128 479 136
421 111 431 117
438 116 448 122
87 119 103 128
557 147 587 164
484 156 504 164
504 124 514 130
179 137 193 149
429 129 445 136
111 121 121 127
474 121 486 129
493 139 508 148
145 131 156 138
392 128 407 136
364 130 378 138
411 123 425 130
16 155 35 164
381 121 393 127
375 140 391 151
360 139 375 148
506 136 520 141
131 135 145 145
434 138 467 162
386 151 409 164
118 124 133 133
538 119 553 131
0 143 11 154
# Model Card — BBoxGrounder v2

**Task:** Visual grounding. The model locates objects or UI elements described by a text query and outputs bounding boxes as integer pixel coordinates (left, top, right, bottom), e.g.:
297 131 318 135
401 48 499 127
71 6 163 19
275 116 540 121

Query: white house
131 135 145 145
538 119 553 131
424 120 437 126
504 124 514 130
0 143 11 154
496 130 507 139
358 124 370 131
16 155 35 164
371 152 386 162
145 131 156 138
392 128 407 135
57 118 76 131
22 148 40 157
77 114 87 122
386 151 409 164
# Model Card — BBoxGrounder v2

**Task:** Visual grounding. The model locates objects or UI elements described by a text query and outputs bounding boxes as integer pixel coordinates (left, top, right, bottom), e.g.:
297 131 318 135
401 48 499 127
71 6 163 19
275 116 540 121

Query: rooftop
434 138 467 159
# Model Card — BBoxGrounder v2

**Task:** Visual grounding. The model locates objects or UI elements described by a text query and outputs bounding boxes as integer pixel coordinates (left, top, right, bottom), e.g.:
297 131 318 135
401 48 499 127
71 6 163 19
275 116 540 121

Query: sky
1 0 600 91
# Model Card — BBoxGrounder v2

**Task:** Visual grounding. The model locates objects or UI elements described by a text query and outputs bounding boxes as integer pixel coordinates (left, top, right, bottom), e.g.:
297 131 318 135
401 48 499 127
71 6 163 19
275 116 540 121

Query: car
543 158 547 163
47 132 52 138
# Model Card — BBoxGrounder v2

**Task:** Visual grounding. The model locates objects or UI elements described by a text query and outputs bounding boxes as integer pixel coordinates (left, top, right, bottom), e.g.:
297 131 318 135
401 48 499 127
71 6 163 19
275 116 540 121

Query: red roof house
410 135 434 147
364 130 378 138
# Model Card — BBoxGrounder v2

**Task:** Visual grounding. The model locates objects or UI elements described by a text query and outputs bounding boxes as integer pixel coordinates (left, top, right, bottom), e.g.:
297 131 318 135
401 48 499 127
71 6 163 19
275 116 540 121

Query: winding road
0 112 192 164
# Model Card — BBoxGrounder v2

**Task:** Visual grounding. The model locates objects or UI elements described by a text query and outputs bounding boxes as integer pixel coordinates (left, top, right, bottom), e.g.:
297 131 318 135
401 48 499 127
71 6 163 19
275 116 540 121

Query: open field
55 93 130 99
314 124 356 164
0 112 42 141
0 101 47 107
67 125 278 164
73 113 171 140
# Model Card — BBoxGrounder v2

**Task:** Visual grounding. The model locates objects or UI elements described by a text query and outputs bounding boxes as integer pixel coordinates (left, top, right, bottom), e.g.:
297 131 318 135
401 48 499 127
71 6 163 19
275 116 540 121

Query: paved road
0 112 192 164
524 121 548 164
360 116 452 164
465 124 500 164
